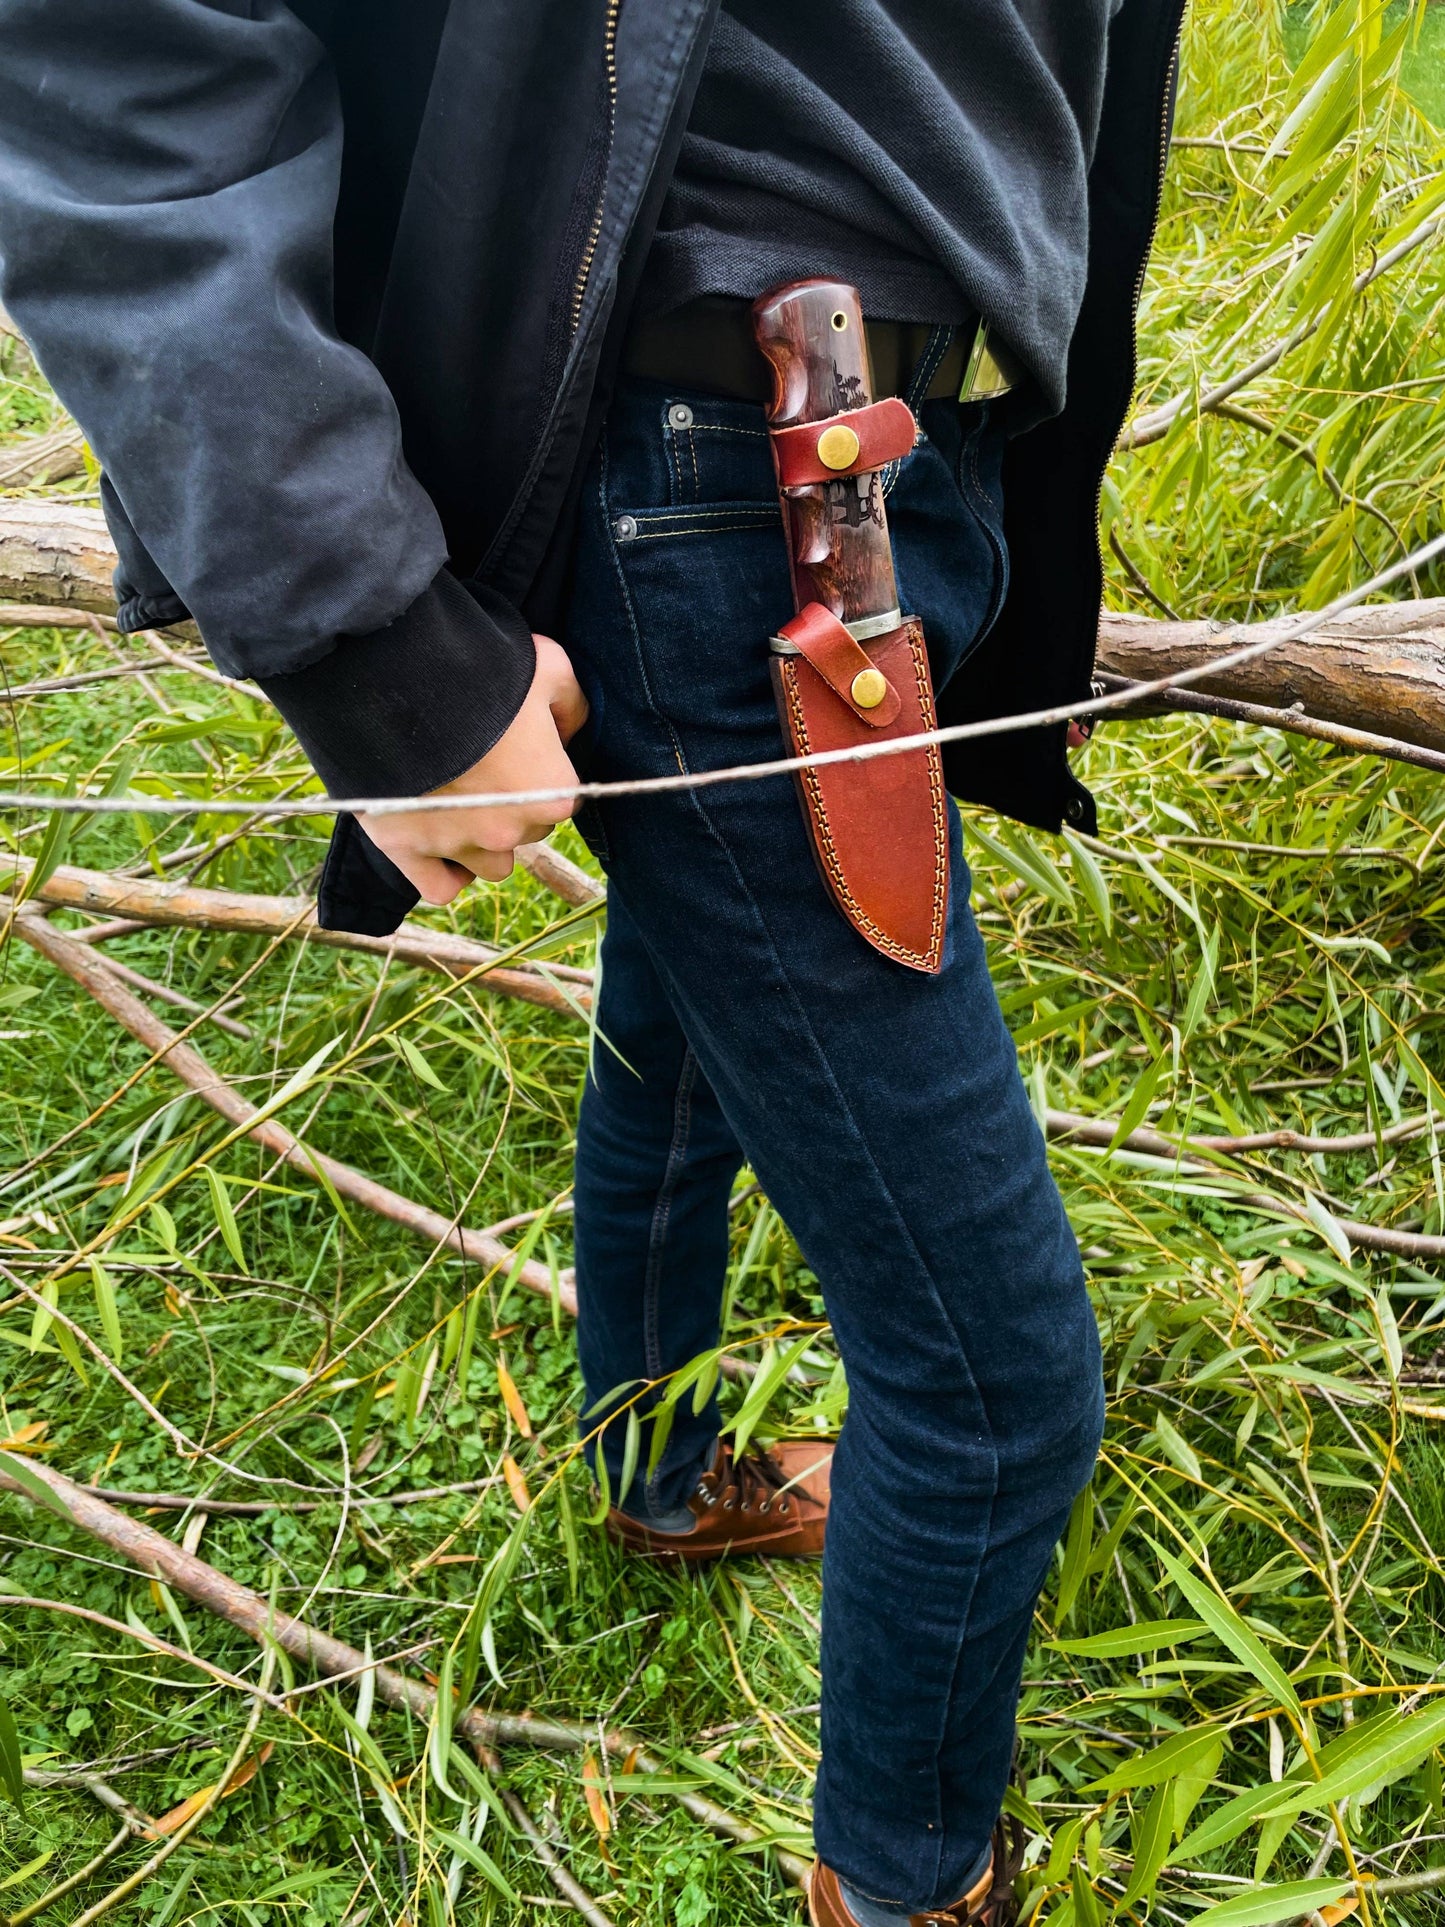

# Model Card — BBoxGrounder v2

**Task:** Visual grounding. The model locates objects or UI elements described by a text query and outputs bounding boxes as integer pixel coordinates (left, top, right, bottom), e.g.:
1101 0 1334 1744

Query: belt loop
904 323 955 412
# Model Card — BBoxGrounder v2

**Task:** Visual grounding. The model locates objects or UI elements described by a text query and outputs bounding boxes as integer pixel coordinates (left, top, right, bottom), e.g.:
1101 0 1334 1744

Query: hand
359 634 588 904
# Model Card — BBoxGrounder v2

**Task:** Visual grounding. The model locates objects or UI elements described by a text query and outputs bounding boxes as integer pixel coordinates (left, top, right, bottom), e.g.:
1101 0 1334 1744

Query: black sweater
639 0 1124 417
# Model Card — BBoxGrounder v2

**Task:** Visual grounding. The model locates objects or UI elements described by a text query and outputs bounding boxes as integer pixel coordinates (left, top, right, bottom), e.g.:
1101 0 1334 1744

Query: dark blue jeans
565 370 1104 1913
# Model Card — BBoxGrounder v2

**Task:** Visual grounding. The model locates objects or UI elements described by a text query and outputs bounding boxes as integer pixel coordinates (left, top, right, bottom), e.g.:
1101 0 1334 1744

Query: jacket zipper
569 0 621 335
1072 3 1186 792
1089 8 1186 602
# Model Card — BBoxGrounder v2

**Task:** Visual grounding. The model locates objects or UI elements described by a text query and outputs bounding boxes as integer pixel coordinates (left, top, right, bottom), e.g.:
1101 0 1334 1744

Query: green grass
2 3 1445 1923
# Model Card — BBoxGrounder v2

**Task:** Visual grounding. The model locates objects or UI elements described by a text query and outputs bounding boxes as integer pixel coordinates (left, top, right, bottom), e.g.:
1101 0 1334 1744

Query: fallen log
7 857 593 1016
0 422 88 491
1096 600 1445 754
0 497 119 615
7 498 1445 762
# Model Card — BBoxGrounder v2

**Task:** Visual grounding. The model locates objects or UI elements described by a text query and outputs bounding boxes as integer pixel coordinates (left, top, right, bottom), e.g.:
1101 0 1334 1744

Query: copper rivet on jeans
817 422 860 470
851 667 888 709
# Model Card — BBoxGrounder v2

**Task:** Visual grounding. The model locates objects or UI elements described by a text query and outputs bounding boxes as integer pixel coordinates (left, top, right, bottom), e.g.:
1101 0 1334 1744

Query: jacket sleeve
0 0 536 798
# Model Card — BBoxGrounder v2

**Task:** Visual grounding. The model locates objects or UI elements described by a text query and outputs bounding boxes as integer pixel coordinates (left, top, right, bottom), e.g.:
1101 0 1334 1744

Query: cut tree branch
7 498 1443 767
7 858 592 1016
11 908 575 1313
0 1455 811 1889
1096 599 1445 755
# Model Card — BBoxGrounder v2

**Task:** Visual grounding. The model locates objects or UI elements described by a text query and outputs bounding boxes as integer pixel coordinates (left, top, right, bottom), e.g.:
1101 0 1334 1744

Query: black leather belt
622 295 1016 405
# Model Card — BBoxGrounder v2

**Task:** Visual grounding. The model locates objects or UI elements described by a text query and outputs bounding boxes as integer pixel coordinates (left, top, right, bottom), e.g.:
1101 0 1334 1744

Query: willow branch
12 909 573 1313
0 1457 811 1889
7 857 592 1015
1120 210 1444 449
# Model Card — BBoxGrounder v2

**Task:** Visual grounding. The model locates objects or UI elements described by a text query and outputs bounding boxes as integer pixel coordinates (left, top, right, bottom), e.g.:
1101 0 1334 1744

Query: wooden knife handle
751 278 900 627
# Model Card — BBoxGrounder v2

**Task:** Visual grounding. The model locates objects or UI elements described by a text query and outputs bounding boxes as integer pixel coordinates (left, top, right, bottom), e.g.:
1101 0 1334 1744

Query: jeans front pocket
599 380 793 758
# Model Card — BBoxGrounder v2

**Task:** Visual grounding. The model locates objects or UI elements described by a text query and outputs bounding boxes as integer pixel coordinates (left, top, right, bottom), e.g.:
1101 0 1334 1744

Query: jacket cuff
257 569 537 799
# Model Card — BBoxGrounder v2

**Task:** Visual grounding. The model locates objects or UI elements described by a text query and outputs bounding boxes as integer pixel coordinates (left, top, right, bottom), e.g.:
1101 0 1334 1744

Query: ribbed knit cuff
257 568 537 799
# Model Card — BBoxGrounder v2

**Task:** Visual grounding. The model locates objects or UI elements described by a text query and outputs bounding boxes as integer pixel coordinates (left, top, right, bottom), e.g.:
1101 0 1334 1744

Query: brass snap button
817 422 861 470
850 668 888 709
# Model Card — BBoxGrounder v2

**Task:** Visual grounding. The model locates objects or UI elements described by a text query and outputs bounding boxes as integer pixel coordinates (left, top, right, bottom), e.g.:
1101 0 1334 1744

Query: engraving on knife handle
751 279 900 626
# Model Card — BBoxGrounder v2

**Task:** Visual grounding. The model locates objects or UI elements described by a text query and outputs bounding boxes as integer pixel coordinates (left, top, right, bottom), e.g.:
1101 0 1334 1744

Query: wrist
258 570 536 797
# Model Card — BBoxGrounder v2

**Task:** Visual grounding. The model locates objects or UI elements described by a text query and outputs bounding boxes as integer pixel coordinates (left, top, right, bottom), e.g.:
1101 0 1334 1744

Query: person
0 3 1184 1920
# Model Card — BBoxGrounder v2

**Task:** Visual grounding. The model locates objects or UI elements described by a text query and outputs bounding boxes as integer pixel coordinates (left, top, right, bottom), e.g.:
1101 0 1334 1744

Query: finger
461 847 516 883
550 679 590 745
385 851 473 904
517 818 566 847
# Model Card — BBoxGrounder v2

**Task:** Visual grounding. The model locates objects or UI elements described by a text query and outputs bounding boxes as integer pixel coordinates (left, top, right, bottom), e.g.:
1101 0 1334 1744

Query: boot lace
696 1443 794 1516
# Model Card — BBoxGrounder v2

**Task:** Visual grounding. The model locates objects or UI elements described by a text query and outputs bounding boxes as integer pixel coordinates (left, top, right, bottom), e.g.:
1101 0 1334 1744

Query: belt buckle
959 322 1014 403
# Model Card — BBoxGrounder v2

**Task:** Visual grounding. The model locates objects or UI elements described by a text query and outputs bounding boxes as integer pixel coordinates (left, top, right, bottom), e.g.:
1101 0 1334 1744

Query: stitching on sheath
783 620 947 971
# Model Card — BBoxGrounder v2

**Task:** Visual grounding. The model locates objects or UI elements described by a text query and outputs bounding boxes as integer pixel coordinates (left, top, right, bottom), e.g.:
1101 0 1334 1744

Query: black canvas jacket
0 0 1184 935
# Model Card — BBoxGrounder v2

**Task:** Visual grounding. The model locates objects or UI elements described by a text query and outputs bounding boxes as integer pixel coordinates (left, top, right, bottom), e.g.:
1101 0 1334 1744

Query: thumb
533 633 590 744
550 676 590 746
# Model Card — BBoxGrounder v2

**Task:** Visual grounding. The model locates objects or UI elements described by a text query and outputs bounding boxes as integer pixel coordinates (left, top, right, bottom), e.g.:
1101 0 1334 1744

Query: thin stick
12 910 574 1312
2 529 1443 821
0 660 171 698
515 841 605 908
1045 1109 1445 1260
0 1457 811 1888
1119 211 1444 449
5 1822 133 1926
17 1771 151 1841
0 603 119 632
62 1647 275 1927
1046 1106 1428 1160
10 857 592 1011
500 1789 617 1927
86 949 252 1039
76 1473 506 1516
1094 670 1445 776
2 1596 286 1709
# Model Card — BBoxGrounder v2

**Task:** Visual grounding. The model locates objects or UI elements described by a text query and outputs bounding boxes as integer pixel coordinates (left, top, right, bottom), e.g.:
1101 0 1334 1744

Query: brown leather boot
809 1814 1024 1927
605 1436 832 1560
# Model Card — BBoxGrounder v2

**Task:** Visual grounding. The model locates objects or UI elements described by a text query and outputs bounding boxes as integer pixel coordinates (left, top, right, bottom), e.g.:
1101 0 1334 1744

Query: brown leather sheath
752 279 950 975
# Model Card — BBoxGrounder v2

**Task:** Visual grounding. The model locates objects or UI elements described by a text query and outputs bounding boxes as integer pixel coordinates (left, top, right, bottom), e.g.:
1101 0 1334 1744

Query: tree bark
0 497 118 613
1096 600 1445 752
8 857 593 1015
0 423 88 490
7 496 1445 756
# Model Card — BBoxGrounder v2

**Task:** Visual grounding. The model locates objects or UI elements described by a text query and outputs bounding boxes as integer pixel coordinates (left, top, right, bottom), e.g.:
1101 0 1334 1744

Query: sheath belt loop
769 396 918 491
771 603 902 729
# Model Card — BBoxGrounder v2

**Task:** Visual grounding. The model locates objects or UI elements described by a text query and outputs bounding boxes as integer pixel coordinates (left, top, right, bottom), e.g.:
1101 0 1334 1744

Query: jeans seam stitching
599 439 693 774
642 1046 700 1384
668 805 992 1890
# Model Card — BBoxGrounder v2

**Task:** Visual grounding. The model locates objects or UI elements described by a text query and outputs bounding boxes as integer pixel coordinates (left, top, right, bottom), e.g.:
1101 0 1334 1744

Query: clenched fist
359 634 588 904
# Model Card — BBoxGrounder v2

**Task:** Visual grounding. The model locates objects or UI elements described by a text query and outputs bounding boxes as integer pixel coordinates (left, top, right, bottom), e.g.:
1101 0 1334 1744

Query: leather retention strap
770 397 918 489
772 602 902 728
